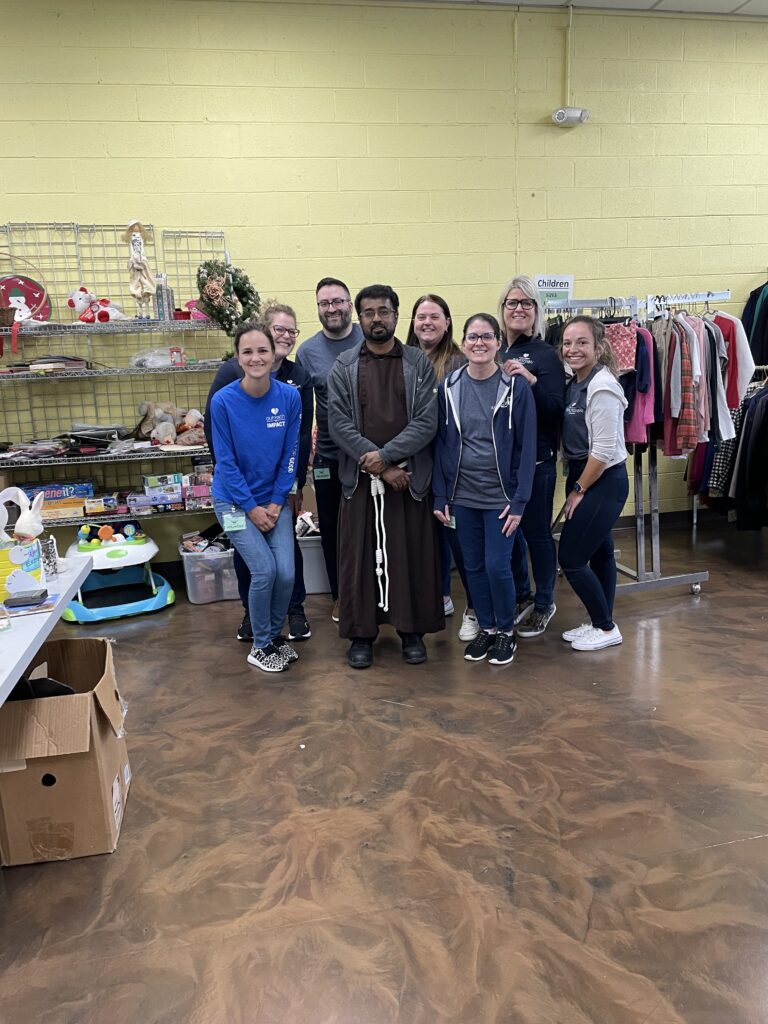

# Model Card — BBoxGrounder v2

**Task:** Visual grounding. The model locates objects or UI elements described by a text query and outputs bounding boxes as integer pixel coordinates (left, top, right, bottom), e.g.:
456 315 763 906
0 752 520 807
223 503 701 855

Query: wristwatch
573 481 587 494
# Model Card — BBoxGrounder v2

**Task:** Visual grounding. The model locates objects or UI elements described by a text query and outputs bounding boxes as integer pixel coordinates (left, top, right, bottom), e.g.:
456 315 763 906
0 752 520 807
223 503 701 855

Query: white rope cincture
370 474 389 611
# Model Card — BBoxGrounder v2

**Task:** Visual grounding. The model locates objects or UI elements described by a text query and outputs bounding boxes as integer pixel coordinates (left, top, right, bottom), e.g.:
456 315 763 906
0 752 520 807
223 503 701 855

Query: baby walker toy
63 521 175 623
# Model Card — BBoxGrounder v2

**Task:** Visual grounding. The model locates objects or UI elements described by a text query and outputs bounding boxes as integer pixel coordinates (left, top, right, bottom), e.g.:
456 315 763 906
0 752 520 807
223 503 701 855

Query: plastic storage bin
180 546 240 605
298 534 330 594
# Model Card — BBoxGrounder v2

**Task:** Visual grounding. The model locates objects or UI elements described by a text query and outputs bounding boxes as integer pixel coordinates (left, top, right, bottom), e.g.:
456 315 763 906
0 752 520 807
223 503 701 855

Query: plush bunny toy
0 487 45 543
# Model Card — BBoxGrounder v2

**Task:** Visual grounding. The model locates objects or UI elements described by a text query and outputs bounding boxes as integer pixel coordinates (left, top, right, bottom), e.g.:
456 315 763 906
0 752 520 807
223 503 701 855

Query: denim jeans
558 461 629 630
453 505 516 632
511 456 557 611
235 527 305 611
438 521 473 608
215 501 295 648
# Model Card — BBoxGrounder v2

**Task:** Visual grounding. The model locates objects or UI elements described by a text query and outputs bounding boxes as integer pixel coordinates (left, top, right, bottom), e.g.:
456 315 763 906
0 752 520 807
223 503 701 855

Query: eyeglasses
465 332 497 343
272 324 300 339
359 307 395 320
317 298 349 310
503 298 535 311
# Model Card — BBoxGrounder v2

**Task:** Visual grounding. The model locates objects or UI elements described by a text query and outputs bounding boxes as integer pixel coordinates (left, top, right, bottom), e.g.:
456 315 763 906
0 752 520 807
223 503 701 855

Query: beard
362 322 397 345
319 306 352 335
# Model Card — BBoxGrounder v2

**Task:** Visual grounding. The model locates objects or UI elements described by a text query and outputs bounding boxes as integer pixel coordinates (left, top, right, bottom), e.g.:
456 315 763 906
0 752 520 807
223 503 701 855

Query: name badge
314 467 331 481
223 509 246 532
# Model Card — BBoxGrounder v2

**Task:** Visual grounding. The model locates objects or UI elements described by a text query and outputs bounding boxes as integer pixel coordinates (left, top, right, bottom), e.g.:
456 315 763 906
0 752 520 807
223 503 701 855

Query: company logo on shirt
267 407 286 429
565 400 584 417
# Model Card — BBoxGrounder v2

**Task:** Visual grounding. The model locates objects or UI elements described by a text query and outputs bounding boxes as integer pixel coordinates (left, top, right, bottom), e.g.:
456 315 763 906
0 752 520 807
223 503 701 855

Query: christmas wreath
196 260 260 336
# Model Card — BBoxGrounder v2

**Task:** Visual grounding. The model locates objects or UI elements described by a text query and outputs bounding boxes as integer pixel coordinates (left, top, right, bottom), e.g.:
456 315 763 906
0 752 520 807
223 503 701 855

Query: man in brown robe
327 284 444 669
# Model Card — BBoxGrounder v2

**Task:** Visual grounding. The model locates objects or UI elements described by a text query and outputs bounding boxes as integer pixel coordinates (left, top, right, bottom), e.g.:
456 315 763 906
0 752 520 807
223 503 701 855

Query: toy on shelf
135 400 184 442
65 519 174 623
67 286 128 324
123 220 156 319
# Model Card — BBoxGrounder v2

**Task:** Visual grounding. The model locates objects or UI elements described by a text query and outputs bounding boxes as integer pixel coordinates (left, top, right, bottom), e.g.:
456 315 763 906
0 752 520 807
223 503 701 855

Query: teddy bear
67 286 128 324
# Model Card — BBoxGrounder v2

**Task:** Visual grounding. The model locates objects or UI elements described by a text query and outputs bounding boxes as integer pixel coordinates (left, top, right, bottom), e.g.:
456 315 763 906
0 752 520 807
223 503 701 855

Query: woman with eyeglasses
406 294 479 642
433 314 536 666
498 275 566 640
204 300 314 648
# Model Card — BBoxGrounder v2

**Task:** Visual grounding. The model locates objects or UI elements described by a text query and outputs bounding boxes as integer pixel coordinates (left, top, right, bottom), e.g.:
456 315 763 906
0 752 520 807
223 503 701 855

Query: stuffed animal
0 487 45 543
173 408 205 447
135 400 185 441
151 421 177 445
68 286 128 324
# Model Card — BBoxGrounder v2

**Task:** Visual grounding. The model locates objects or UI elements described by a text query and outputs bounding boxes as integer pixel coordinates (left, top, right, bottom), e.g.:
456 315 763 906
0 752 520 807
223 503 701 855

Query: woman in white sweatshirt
558 316 629 651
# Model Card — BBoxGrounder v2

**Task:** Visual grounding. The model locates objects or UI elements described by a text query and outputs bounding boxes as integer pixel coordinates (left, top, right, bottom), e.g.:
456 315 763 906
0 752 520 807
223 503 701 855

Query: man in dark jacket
205 306 314 643
327 284 443 669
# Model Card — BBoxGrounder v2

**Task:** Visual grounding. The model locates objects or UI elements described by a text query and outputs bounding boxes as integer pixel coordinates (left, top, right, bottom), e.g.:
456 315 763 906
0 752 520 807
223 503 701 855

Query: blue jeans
511 457 557 611
235 525 305 611
558 461 629 630
454 505 516 632
215 501 295 648
438 522 473 608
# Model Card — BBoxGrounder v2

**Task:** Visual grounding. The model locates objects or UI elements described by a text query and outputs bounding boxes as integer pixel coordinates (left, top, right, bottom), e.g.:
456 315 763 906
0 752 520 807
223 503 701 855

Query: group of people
205 275 630 673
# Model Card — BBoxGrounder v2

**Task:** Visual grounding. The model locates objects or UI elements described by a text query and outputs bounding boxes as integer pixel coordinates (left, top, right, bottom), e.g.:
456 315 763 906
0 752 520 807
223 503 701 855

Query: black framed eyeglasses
503 298 535 311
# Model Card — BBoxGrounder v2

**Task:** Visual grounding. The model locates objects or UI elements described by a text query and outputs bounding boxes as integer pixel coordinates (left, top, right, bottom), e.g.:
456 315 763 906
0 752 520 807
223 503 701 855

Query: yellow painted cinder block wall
2 0 768 522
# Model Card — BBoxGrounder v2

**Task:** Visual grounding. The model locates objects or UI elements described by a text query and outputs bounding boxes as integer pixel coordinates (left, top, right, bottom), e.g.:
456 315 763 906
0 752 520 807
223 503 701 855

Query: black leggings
558 461 629 630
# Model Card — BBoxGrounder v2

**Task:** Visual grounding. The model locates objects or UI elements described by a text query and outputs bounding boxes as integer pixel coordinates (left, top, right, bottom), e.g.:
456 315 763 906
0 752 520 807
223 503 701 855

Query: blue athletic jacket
432 365 537 517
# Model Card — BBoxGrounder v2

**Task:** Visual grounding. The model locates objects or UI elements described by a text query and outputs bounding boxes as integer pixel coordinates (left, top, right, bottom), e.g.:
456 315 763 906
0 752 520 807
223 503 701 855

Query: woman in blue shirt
210 321 302 673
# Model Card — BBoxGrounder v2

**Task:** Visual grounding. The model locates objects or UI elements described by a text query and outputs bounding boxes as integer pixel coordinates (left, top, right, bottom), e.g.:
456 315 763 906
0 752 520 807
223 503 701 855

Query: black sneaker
237 613 253 642
287 607 311 641
513 595 534 626
488 632 517 665
464 630 497 662
247 643 286 673
272 635 299 664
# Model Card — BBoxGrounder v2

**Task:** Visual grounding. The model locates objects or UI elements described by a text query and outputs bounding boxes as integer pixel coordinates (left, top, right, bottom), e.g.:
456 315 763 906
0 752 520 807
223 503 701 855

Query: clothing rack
645 290 731 318
546 296 640 318
544 293 709 596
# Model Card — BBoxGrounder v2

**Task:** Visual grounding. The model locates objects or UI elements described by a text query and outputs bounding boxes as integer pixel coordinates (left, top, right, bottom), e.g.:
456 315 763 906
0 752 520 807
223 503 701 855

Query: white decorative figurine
123 220 156 319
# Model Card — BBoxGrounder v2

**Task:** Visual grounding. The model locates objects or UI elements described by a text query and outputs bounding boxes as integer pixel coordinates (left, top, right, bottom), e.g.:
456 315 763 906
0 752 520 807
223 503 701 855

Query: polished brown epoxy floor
1 521 767 1024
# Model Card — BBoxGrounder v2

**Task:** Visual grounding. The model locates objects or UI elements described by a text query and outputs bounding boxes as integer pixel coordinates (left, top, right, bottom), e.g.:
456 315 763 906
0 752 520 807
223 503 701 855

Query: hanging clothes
714 311 756 406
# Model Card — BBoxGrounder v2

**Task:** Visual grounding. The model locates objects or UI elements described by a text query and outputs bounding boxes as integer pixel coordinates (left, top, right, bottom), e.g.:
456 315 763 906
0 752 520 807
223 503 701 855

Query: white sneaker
443 595 455 616
458 609 480 642
571 625 623 651
561 623 592 643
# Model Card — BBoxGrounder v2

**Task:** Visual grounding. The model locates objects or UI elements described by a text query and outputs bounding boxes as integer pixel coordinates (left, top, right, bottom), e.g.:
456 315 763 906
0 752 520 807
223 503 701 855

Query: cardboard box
142 472 183 489
0 638 131 867
143 484 183 500
184 495 214 511
182 483 211 499
22 482 94 501
84 493 120 515
126 491 181 509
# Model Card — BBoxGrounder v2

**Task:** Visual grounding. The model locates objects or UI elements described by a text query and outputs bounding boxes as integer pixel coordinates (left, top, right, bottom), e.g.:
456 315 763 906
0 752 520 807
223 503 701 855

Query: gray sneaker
517 604 556 638
513 595 534 626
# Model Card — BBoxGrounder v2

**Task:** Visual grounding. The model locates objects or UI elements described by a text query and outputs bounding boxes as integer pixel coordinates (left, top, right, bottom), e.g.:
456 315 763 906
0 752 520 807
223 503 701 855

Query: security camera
551 107 590 126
